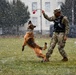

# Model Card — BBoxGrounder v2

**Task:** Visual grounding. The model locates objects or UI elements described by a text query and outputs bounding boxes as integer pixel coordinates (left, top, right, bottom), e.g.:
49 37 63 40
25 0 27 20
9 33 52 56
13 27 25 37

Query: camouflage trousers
46 32 67 58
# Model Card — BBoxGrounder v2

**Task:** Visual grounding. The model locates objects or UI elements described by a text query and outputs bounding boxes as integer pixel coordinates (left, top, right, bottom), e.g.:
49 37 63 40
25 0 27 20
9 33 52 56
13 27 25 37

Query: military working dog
22 21 47 60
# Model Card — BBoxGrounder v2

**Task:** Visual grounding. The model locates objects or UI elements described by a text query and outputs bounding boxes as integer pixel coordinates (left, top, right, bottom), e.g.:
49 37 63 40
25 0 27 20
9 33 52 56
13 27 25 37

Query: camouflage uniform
43 9 69 60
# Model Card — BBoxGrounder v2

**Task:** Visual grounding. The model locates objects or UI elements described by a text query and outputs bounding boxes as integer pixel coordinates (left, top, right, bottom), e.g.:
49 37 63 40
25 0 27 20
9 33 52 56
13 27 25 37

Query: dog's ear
28 21 32 24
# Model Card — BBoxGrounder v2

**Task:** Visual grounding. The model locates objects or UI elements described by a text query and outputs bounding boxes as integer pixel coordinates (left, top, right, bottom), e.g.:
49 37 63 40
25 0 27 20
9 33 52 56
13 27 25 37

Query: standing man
42 9 69 62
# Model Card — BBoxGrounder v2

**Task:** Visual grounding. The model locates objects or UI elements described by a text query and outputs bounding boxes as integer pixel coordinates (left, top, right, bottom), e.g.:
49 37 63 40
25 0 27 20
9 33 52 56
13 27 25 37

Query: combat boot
41 58 49 62
61 57 68 61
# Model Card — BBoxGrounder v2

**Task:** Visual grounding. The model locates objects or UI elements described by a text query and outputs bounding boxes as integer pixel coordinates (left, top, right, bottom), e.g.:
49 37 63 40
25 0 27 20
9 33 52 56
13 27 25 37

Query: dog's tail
42 42 47 50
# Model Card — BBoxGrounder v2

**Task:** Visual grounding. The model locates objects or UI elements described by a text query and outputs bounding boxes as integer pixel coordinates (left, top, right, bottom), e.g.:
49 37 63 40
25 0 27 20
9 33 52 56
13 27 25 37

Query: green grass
0 37 76 75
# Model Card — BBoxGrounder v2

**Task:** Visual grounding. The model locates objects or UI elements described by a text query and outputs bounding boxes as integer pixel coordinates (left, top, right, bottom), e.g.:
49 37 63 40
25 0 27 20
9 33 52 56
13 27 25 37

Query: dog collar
27 29 33 32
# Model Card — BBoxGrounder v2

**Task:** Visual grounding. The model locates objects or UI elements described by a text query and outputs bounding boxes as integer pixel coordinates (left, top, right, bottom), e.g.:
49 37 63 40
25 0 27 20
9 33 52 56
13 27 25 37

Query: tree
12 0 30 34
61 0 72 25
74 0 76 25
0 0 30 35
61 0 76 25
61 0 76 37
0 0 11 33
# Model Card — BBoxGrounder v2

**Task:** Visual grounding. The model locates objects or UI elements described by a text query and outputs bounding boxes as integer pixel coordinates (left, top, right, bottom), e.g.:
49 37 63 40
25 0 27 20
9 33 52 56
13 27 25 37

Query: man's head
28 21 36 30
54 9 61 17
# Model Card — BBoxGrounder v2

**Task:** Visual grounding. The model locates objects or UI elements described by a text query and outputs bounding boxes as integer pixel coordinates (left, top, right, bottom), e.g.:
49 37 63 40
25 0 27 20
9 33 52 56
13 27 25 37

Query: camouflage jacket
43 13 69 35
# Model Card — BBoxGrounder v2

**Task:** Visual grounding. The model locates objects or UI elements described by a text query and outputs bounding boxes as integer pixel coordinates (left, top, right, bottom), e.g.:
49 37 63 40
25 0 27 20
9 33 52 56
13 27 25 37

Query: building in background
8 0 65 34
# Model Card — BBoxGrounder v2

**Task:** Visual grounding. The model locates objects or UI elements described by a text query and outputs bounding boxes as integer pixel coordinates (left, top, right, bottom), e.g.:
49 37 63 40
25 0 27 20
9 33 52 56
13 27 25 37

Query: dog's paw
45 42 47 45
41 59 49 63
22 46 24 51
22 49 24 51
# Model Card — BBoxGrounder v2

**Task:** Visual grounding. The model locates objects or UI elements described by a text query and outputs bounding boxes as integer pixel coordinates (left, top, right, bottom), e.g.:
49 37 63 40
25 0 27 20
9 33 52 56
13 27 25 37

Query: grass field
0 36 76 75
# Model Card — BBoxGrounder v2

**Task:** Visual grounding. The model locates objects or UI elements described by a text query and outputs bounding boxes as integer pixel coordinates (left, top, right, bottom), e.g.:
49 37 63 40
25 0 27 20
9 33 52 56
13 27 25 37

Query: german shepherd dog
22 21 47 60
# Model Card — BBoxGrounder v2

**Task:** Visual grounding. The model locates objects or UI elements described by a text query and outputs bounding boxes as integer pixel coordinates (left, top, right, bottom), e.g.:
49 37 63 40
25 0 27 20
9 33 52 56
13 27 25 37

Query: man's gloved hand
64 35 67 41
42 10 44 13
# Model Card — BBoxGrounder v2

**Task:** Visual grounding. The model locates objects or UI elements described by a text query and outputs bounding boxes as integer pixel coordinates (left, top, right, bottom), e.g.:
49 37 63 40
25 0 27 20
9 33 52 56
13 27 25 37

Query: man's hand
42 10 44 13
64 35 67 41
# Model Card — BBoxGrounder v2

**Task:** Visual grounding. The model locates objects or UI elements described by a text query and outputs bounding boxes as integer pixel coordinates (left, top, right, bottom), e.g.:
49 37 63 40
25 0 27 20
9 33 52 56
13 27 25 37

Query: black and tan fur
22 21 47 60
